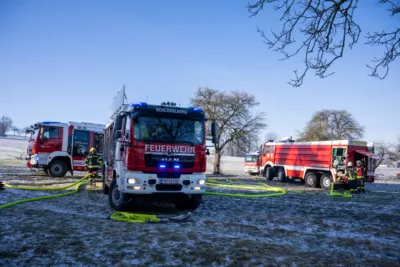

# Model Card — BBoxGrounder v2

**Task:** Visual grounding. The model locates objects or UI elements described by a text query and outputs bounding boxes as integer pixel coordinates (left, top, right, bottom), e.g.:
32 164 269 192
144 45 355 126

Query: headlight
197 179 205 185
127 178 140 184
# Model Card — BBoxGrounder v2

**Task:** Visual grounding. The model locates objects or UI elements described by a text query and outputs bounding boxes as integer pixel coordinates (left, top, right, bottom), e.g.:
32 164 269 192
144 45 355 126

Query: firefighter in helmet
355 160 366 193
85 147 103 185
346 161 357 194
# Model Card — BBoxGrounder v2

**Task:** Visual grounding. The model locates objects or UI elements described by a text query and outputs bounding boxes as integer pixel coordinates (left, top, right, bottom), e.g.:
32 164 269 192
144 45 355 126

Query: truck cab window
73 130 90 157
41 127 59 140
264 146 270 153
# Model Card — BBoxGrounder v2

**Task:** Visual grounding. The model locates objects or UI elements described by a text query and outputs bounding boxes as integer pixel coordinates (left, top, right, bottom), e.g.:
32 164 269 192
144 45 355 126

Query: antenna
178 90 181 107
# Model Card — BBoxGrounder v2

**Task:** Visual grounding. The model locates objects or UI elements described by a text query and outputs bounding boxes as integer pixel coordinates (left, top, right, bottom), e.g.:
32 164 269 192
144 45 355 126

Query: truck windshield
30 127 40 141
134 116 204 145
245 155 258 162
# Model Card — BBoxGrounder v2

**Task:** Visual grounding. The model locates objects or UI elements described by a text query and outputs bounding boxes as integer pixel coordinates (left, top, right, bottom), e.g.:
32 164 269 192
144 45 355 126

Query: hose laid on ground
0 173 192 224
0 173 92 209
205 179 288 197
109 211 192 223
328 182 352 198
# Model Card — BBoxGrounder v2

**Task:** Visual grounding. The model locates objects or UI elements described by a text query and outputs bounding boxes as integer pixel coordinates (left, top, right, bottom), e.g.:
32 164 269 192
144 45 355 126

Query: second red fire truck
259 138 377 189
26 121 105 177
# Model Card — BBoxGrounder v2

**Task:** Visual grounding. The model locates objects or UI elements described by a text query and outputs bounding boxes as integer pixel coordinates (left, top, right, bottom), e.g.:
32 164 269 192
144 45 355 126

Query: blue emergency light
159 164 166 168
174 164 180 169
188 107 203 112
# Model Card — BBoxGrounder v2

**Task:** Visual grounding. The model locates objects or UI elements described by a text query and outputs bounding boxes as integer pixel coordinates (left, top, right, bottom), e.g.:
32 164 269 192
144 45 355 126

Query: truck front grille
155 184 183 191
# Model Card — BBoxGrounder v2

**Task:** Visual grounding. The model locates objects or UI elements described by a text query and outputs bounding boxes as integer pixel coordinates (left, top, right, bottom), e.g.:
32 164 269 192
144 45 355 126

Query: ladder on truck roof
108 86 130 123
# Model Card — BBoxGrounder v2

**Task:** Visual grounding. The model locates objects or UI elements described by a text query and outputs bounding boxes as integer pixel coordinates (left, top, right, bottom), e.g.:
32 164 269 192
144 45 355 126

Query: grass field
1 162 400 266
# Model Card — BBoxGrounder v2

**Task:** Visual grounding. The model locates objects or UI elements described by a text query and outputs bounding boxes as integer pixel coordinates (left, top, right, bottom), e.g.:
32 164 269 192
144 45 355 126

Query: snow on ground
1 139 400 265
1 163 400 265
0 136 28 161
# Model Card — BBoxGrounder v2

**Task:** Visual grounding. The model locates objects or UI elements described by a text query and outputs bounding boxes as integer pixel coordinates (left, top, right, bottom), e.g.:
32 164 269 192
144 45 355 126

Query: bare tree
0 116 13 136
264 131 279 142
11 126 20 136
247 0 400 86
190 87 267 174
373 140 400 170
297 109 364 141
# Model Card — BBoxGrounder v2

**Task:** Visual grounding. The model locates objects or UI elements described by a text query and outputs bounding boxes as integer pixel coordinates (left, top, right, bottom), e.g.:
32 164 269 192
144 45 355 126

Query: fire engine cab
244 151 261 175
103 88 217 211
259 138 377 190
26 121 105 177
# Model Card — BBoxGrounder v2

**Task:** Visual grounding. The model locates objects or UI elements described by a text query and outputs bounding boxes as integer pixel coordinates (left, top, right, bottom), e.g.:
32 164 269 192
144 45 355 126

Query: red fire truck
244 152 261 175
26 121 105 177
102 88 217 211
259 138 377 190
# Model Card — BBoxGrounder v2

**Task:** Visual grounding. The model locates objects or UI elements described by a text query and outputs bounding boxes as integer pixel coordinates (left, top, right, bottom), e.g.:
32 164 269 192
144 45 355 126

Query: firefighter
85 147 103 185
355 160 366 193
346 161 357 194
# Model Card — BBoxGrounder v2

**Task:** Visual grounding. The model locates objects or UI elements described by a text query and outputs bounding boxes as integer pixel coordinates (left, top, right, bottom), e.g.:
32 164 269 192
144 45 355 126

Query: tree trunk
213 149 221 174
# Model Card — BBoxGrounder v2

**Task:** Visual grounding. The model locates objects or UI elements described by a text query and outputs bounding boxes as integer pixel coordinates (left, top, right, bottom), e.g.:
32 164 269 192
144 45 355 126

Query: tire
305 172 318 188
102 176 109 195
43 167 48 175
48 159 67 178
320 174 333 190
109 179 129 211
265 167 274 181
277 168 286 183
175 195 202 211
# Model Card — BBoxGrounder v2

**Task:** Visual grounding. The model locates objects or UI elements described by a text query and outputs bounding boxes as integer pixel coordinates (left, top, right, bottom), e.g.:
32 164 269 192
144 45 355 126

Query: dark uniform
346 162 357 194
355 160 366 193
85 147 103 185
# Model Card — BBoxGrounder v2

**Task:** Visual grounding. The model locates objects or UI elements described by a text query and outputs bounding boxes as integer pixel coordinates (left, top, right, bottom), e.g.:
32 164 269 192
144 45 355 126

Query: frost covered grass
1 163 400 266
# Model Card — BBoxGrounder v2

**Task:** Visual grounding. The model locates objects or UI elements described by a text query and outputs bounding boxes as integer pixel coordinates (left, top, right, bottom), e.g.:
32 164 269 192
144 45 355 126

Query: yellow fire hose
205 179 305 197
0 173 92 209
328 182 352 198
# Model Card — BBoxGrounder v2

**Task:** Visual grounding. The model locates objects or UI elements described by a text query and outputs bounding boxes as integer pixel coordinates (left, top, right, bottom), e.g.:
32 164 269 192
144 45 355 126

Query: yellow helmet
90 147 96 153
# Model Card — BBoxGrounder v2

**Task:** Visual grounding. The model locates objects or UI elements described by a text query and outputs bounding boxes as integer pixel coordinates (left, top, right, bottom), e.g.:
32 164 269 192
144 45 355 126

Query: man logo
161 157 179 162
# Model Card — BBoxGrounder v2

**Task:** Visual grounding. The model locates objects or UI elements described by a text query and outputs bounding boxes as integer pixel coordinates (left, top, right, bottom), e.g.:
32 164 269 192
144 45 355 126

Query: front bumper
119 172 206 195
244 167 260 173
26 154 48 168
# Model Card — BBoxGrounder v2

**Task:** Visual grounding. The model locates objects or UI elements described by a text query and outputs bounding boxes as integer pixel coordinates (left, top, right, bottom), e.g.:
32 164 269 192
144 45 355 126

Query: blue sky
1 0 399 143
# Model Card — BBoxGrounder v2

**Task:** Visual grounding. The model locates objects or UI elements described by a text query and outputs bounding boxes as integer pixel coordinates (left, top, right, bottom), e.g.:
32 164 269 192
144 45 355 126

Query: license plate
159 178 180 184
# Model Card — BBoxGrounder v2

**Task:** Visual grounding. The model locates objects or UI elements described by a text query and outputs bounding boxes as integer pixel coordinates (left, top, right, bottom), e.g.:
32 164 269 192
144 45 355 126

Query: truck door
38 126 62 154
72 130 90 158
332 147 347 170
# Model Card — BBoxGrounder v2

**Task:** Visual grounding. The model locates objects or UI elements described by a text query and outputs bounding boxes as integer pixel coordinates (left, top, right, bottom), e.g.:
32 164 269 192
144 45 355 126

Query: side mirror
206 149 210 155
113 130 122 140
114 115 123 131
211 121 217 144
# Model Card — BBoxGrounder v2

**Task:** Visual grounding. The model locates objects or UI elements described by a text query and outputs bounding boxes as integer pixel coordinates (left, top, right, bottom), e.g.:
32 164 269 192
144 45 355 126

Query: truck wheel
102 177 109 195
320 174 332 190
175 195 202 211
109 179 129 211
265 167 274 181
277 168 286 183
48 159 67 178
305 172 318 188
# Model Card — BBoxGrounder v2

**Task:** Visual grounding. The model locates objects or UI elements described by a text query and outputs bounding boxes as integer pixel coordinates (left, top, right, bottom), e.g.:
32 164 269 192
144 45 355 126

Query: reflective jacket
85 153 102 169
355 165 366 178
